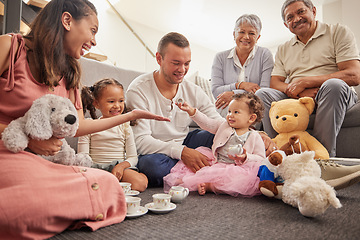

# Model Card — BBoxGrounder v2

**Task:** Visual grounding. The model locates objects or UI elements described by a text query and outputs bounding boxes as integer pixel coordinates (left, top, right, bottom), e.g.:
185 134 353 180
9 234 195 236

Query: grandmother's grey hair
281 0 315 22
234 14 262 35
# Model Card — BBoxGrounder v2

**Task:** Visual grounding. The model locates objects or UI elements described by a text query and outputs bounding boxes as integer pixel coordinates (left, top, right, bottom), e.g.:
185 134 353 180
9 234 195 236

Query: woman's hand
27 136 63 156
239 82 260 93
215 91 234 109
130 109 170 122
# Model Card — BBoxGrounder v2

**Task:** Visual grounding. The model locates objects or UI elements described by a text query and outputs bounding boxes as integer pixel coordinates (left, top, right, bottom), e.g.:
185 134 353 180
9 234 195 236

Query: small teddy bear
1 94 93 167
267 150 342 217
259 135 307 198
269 97 329 160
279 134 307 156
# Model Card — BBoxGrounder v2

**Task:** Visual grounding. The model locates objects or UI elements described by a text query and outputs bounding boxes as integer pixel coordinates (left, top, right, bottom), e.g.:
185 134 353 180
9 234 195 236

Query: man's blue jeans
137 129 214 187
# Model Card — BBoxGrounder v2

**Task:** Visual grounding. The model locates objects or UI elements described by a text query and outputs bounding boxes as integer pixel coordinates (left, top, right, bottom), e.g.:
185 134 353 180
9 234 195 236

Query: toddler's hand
175 101 196 116
228 148 247 165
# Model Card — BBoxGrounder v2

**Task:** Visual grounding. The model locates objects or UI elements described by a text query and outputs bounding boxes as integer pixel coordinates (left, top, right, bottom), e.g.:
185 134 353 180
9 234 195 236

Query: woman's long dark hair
24 0 97 89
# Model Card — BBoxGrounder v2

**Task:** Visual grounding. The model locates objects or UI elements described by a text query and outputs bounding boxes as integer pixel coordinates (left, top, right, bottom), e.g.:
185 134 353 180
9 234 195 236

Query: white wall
90 2 157 72
342 0 360 49
323 0 360 49
90 0 216 80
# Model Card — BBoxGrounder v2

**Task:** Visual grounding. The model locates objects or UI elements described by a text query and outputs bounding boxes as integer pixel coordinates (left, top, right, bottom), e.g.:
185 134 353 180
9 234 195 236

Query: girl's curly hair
232 92 264 125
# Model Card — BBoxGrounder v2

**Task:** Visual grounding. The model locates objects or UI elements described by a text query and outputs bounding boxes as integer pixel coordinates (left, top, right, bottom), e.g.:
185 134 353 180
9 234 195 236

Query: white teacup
169 186 189 203
120 182 132 194
152 193 171 209
126 196 141 214
228 144 243 156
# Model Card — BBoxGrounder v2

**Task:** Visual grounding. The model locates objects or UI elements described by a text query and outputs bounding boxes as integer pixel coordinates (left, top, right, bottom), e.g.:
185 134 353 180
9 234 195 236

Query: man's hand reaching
181 147 210 172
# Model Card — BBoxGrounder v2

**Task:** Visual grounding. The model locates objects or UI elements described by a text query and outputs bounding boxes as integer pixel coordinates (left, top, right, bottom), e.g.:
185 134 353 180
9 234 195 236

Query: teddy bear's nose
65 114 77 125
282 117 287 121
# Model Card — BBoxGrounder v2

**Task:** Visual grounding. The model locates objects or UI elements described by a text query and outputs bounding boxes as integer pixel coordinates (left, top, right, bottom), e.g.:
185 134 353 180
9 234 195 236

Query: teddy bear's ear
24 98 53 140
271 102 277 108
268 151 284 166
299 97 315 115
269 101 278 116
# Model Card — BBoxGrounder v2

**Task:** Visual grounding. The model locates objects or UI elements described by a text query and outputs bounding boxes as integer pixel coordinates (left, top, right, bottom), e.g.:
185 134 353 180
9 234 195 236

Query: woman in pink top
0 0 168 239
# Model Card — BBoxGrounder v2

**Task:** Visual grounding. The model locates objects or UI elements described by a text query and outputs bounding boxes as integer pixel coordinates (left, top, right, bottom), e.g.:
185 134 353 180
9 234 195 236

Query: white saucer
125 190 140 196
145 202 176 214
126 206 148 218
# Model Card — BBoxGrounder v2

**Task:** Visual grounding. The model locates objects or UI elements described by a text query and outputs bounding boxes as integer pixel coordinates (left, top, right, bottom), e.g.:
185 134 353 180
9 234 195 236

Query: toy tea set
120 183 189 218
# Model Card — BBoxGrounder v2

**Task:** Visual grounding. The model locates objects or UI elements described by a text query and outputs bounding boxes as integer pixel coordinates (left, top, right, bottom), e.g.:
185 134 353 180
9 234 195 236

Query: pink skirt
163 147 261 197
0 141 126 239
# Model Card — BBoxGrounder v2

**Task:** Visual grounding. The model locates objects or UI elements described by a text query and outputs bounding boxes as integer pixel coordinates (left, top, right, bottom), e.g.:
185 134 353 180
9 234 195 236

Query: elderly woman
211 14 274 118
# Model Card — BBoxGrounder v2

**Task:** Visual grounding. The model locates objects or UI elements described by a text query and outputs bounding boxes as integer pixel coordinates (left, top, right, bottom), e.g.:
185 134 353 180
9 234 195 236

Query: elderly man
256 0 360 187
257 0 360 157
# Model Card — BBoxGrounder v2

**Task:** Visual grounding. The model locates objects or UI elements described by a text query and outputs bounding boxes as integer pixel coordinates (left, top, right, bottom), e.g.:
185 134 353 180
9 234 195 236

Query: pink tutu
163 146 261 197
163 146 216 192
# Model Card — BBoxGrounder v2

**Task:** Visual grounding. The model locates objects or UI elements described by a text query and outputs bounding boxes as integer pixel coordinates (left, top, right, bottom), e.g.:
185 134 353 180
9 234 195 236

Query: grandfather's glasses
285 8 307 23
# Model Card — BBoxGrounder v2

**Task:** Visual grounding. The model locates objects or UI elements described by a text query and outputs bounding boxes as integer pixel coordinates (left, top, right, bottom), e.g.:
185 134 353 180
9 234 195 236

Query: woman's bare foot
198 183 211 195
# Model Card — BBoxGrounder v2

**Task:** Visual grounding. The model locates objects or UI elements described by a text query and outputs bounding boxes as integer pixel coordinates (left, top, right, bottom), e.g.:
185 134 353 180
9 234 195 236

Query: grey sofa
71 57 360 158
79 58 143 99
308 86 360 158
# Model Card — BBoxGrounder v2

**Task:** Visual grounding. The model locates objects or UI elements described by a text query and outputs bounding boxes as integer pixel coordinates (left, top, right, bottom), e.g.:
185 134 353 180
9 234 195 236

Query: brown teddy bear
269 97 329 160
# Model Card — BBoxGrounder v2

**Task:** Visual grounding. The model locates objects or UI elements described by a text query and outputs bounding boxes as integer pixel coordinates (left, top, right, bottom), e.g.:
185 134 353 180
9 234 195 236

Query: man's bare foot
198 183 208 195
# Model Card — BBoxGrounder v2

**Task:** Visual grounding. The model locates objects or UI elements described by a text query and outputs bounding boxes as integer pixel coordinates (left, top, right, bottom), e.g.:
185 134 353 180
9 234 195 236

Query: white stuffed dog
1 94 92 167
270 151 342 217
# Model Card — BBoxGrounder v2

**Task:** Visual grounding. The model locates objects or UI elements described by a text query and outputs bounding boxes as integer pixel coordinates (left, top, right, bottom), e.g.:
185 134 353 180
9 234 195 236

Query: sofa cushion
341 101 360 127
308 100 360 129
79 57 143 91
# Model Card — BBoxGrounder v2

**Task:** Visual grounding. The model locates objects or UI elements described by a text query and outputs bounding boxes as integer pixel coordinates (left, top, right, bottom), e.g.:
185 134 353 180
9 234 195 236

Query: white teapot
169 186 189 203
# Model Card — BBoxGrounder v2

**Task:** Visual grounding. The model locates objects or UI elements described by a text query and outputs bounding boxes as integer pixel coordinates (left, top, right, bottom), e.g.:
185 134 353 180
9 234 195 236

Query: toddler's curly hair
232 92 264 125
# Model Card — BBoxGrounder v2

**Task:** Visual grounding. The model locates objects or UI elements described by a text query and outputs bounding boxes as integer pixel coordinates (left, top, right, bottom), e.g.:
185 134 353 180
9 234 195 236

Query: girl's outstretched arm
76 109 170 137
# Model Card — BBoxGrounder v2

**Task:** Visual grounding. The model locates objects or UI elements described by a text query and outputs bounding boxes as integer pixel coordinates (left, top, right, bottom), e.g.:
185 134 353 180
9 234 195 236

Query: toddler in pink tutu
163 92 266 197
